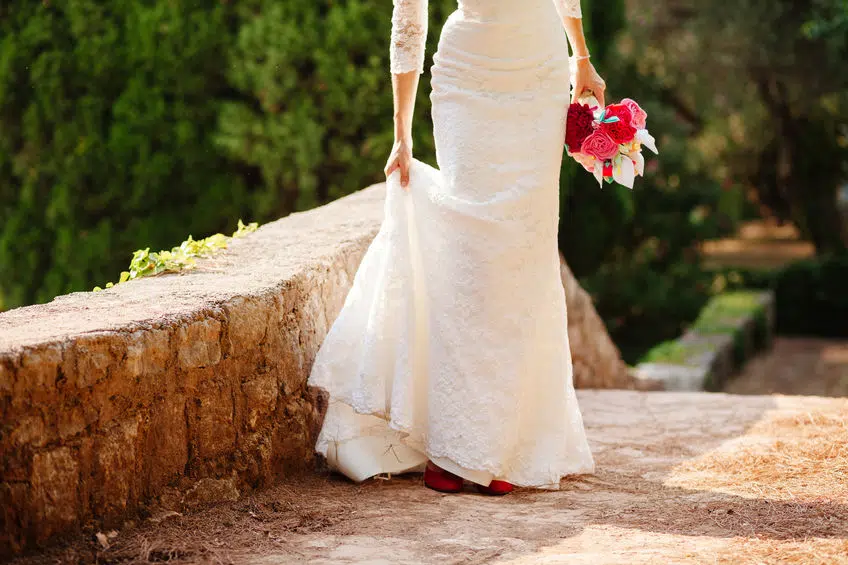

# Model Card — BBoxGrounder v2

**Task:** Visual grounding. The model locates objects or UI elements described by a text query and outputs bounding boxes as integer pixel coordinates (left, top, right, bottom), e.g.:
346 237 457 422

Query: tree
626 0 848 254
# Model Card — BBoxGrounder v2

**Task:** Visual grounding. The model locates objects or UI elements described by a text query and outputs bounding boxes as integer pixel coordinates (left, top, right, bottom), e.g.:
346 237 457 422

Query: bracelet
573 54 591 61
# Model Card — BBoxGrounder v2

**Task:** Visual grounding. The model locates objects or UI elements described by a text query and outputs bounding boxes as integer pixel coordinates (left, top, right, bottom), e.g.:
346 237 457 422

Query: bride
307 0 607 495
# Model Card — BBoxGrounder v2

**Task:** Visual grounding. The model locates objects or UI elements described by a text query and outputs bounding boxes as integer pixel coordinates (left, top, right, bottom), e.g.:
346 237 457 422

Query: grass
640 340 715 366
637 290 769 368
692 291 764 335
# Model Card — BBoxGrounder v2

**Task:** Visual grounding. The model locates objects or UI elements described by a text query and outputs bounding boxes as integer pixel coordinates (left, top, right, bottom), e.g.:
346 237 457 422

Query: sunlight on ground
666 397 848 502
700 220 816 270
495 526 848 565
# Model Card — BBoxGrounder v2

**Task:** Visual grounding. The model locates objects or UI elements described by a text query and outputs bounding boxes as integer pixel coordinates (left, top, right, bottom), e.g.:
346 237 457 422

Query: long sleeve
552 0 582 19
390 0 429 74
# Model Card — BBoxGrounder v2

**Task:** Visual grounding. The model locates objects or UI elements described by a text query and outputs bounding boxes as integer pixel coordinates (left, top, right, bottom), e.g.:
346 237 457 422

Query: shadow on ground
11 391 848 565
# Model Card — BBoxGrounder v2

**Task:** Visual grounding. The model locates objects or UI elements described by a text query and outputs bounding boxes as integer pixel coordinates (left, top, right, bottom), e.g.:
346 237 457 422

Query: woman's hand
384 136 413 190
571 58 606 108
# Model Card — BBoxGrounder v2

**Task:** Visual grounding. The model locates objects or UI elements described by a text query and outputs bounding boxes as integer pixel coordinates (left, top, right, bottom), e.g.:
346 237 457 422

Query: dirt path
14 390 848 565
727 338 848 398
700 221 815 270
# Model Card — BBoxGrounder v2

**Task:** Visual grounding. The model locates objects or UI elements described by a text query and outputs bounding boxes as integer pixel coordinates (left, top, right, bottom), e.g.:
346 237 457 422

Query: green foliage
0 1 251 309
0 0 463 310
580 253 715 364
639 290 767 371
804 0 848 57
93 220 258 291
641 340 713 366
625 0 848 254
560 0 734 359
691 291 764 334
771 253 848 337
0 0 750 367
217 0 456 213
709 255 848 337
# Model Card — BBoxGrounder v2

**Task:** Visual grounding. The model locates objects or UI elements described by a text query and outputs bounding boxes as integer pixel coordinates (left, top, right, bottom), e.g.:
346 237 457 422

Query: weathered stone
155 486 184 513
192 381 236 459
0 482 29 554
56 401 87 439
270 292 310 395
0 358 13 392
125 329 170 377
93 417 140 517
180 366 214 394
1 451 30 482
30 447 79 540
240 433 274 485
9 414 47 448
176 319 222 369
71 336 113 388
631 363 710 392
88 371 138 427
144 395 188 493
17 345 62 393
225 297 269 356
632 291 776 392
262 315 298 394
182 477 240 509
560 254 633 390
242 376 280 431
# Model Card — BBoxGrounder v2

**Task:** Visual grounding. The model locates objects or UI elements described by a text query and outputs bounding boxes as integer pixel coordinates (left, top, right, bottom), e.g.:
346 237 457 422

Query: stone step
632 291 775 392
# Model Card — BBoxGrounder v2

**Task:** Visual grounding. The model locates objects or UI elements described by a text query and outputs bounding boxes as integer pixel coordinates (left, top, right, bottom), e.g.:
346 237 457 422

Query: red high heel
476 480 514 496
424 462 464 493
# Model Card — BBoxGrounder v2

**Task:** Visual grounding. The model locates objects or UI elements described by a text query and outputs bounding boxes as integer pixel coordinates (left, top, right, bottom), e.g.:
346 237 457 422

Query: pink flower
580 130 619 161
572 151 597 172
621 98 647 130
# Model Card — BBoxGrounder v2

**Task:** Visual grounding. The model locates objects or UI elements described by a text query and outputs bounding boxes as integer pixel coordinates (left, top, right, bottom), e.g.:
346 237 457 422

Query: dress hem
315 397 596 489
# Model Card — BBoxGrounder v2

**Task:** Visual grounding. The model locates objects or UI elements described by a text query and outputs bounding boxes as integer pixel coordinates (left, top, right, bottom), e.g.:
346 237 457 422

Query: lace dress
307 0 595 489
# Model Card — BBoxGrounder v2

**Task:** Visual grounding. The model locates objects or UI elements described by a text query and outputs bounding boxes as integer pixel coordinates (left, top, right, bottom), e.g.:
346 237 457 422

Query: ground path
728 338 848 398
700 220 814 270
16 390 848 565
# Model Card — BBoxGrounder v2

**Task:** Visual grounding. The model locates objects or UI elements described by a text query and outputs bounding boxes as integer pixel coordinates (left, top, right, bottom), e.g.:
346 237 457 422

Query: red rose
565 102 595 153
621 98 647 129
580 130 618 161
599 103 637 144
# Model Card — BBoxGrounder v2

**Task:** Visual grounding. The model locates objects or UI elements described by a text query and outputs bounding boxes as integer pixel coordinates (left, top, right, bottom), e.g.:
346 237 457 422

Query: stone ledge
632 291 775 392
0 181 631 556
0 184 386 556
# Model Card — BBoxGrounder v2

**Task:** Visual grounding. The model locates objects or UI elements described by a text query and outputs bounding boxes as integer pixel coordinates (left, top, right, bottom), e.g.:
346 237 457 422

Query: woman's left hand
571 58 606 107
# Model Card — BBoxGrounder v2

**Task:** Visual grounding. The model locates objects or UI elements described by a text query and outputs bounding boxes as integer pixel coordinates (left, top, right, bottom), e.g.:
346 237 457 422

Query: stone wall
0 182 631 556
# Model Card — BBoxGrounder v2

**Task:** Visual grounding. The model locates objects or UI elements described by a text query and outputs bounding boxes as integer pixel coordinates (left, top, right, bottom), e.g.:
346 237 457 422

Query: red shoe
476 480 514 496
424 462 464 493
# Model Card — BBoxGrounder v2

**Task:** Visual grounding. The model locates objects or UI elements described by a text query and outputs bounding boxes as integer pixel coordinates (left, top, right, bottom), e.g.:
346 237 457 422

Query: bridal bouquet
564 94 658 189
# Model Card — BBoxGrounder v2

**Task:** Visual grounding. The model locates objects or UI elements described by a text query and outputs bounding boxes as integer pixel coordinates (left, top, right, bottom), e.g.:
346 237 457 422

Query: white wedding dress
307 0 595 489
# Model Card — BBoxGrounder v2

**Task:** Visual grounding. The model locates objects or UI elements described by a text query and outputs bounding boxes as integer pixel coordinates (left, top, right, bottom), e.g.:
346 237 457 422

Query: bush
0 0 732 349
218 0 449 213
0 2 249 308
710 254 848 337
581 254 715 364
772 254 848 337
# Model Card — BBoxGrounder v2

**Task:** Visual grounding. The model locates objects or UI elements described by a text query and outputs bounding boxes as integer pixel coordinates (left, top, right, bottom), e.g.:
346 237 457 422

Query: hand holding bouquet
564 94 658 189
